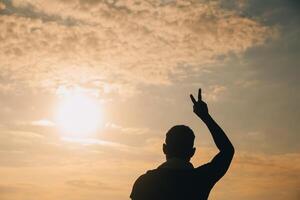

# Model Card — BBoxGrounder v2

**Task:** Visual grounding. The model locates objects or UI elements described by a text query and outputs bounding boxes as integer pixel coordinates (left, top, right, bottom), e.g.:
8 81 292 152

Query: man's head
163 125 196 161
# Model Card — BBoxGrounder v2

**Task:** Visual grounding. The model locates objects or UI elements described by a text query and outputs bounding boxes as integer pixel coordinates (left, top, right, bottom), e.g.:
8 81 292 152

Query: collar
158 158 194 170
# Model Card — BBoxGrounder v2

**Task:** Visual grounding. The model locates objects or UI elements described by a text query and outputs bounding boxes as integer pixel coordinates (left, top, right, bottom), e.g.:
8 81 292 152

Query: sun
55 90 102 137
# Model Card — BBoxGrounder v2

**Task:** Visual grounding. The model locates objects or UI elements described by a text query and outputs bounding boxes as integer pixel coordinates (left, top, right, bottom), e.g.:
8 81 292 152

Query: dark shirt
130 155 232 200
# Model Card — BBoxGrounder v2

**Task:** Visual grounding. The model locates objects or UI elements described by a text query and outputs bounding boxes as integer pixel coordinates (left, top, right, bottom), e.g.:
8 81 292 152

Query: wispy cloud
31 119 55 127
0 0 278 95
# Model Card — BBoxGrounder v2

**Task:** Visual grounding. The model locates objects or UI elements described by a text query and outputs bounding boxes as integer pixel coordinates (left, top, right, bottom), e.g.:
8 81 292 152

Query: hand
190 88 210 121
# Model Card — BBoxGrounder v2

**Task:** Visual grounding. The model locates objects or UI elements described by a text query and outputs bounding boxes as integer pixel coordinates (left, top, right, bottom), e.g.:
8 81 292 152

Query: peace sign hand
190 88 210 121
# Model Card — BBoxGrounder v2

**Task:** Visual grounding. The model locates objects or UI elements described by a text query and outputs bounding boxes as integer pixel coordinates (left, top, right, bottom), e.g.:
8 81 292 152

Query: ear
190 147 196 158
163 143 168 155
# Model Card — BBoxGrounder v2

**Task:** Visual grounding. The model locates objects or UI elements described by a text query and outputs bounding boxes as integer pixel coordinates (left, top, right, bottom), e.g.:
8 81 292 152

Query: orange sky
0 0 299 199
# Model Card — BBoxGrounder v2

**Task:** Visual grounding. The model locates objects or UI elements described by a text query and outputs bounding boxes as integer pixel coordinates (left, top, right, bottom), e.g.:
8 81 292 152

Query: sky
0 0 299 199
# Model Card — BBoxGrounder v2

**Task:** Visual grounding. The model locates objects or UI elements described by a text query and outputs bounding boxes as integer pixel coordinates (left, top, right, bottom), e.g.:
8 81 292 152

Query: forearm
202 114 234 153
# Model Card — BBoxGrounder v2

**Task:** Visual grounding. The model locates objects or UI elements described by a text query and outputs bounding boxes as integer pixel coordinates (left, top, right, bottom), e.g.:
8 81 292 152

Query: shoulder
133 173 147 186
130 169 158 199
138 169 157 178
132 169 160 188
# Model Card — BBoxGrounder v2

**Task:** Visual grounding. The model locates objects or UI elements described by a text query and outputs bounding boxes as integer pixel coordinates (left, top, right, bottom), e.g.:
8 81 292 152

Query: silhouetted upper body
130 89 234 200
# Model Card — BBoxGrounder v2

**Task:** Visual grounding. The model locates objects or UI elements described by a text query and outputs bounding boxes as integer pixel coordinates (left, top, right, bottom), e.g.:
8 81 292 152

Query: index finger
190 94 197 104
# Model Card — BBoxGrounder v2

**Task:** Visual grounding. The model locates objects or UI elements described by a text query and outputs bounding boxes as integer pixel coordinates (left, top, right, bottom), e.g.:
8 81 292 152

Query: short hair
165 125 195 158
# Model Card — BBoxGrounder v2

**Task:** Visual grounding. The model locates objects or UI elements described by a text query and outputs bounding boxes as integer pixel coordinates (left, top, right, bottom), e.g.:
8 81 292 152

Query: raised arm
190 88 234 180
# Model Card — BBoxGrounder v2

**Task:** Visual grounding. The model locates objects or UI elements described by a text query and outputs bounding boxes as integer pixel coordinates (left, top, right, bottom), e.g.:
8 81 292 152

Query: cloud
0 125 299 200
205 85 227 102
31 119 55 127
0 2 5 10
0 184 18 194
104 122 152 135
229 152 300 200
0 0 278 95
66 179 114 190
192 150 300 200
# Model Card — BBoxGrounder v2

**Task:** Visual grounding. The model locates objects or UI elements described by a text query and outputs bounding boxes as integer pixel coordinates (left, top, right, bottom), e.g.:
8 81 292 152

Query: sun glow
55 89 102 137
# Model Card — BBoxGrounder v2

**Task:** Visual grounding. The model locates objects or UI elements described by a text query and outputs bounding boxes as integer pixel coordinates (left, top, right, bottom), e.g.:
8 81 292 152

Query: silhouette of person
130 88 235 200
